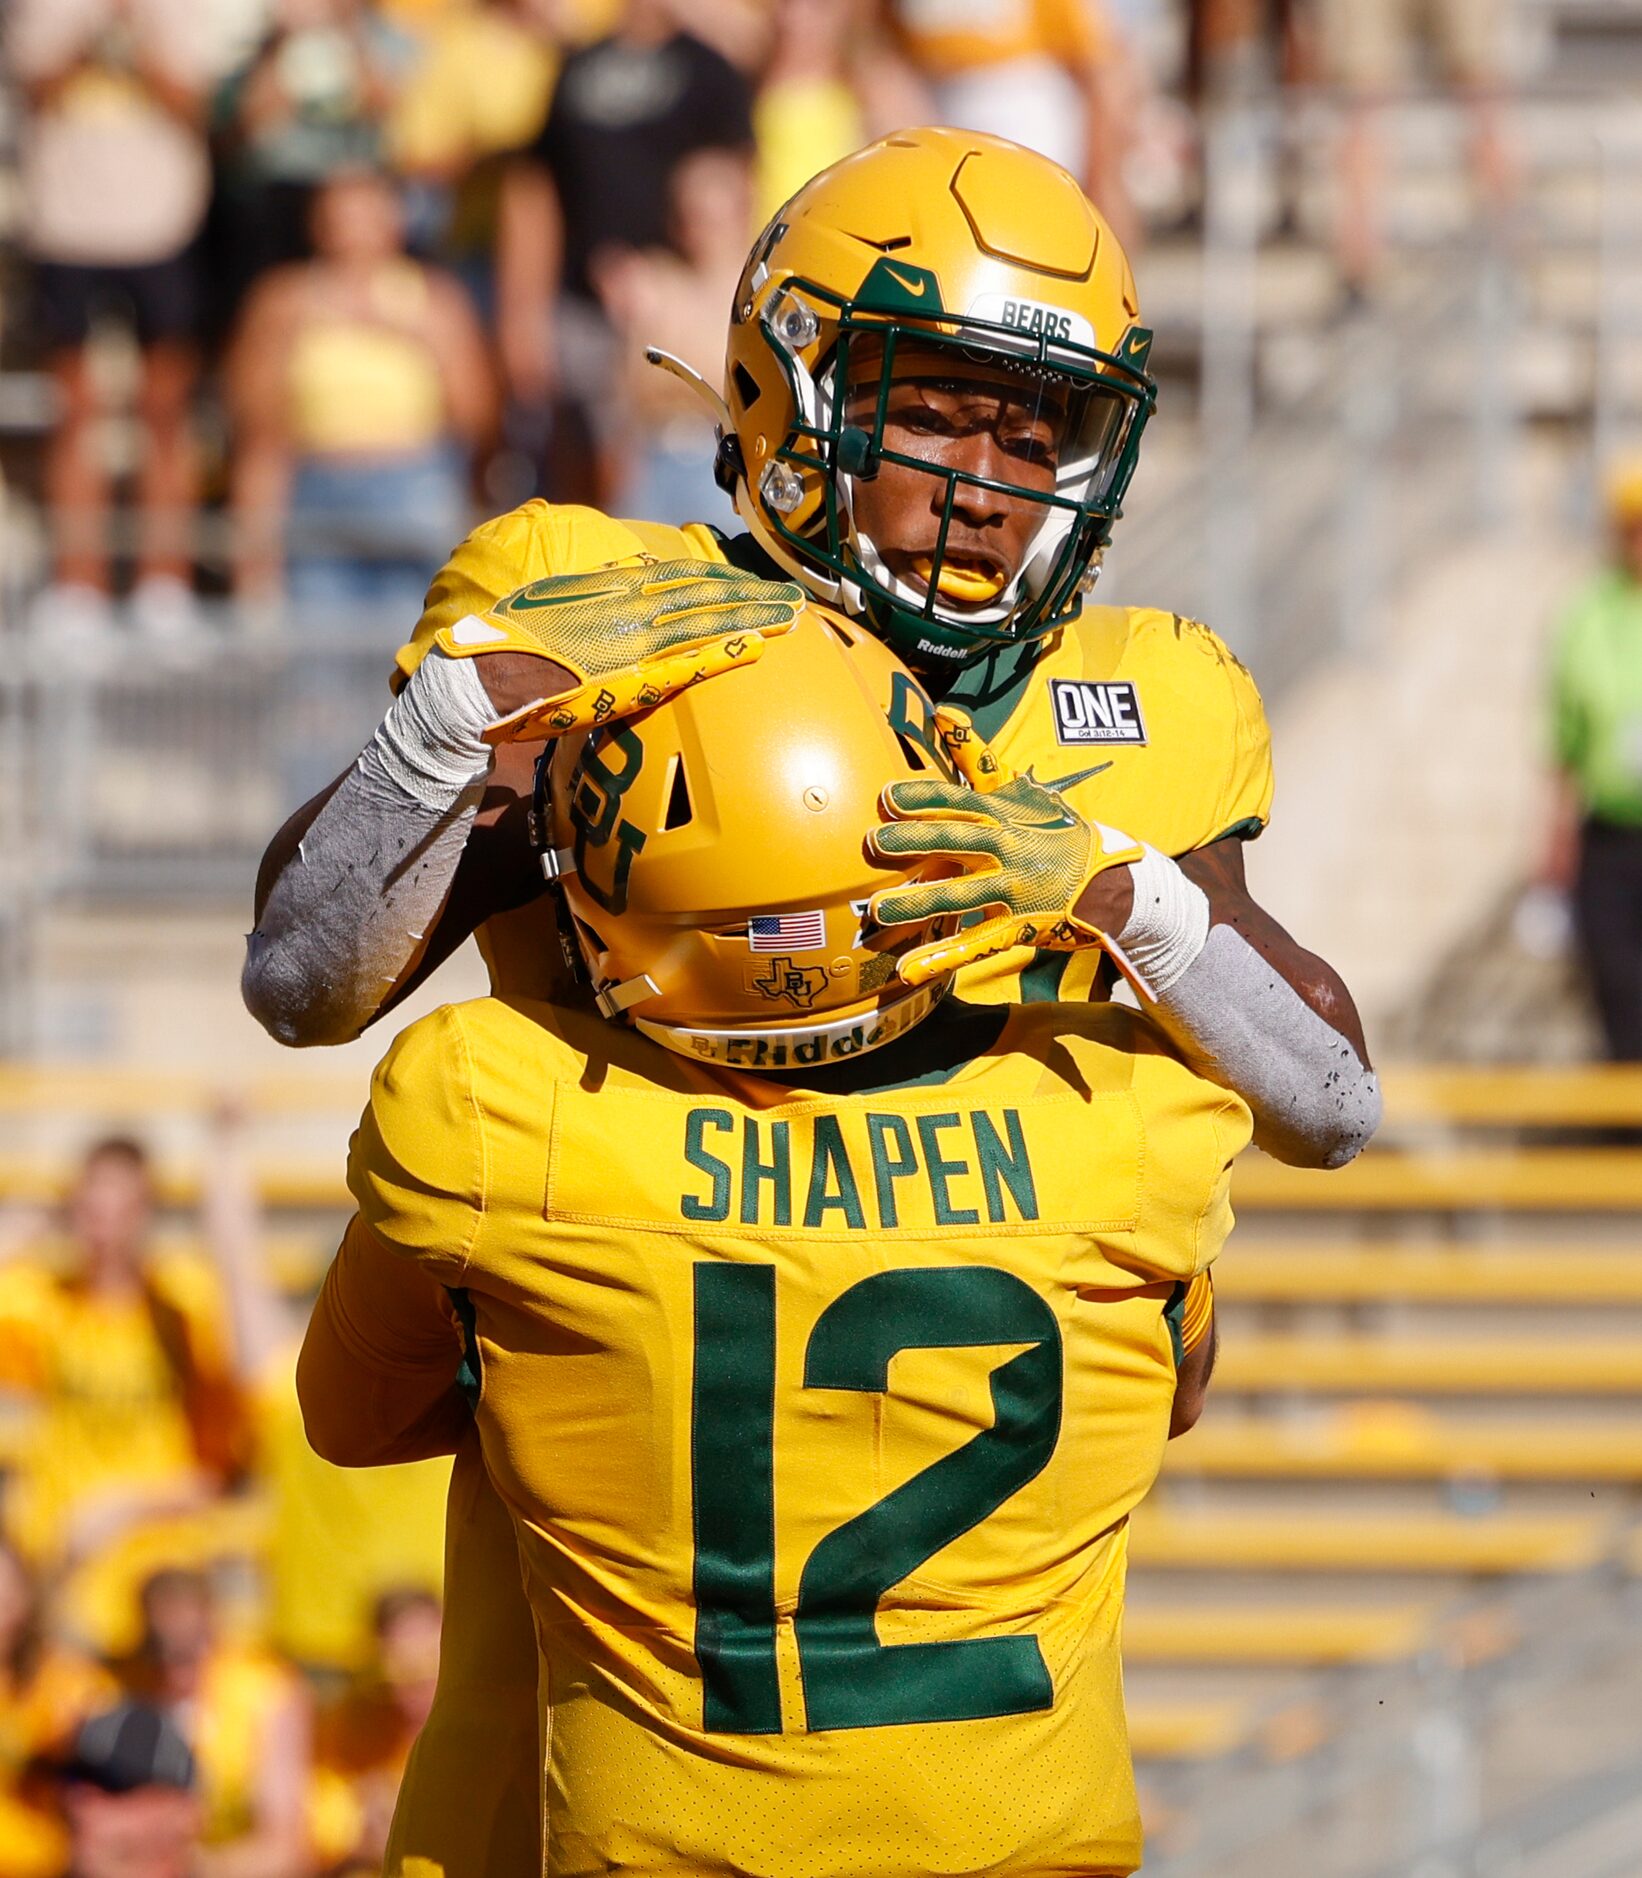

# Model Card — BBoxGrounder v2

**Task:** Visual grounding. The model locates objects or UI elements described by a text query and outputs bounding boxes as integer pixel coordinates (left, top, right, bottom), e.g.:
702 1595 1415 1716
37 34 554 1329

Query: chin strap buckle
595 974 661 1019
538 845 576 883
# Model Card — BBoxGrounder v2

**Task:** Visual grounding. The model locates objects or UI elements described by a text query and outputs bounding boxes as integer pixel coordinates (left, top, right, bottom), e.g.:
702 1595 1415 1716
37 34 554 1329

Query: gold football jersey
394 501 1274 1009
351 994 1251 1878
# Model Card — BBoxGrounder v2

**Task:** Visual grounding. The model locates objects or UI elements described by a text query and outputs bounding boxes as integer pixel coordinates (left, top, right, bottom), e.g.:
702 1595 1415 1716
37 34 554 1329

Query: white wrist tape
1110 836 1211 999
367 652 497 810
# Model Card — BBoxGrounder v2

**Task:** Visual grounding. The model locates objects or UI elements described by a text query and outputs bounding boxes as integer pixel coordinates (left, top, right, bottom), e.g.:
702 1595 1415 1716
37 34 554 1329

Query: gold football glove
432 559 806 741
869 707 1144 988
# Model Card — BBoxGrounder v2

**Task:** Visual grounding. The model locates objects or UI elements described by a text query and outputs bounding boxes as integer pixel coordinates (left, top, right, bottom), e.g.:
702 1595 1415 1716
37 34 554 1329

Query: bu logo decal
1049 679 1147 747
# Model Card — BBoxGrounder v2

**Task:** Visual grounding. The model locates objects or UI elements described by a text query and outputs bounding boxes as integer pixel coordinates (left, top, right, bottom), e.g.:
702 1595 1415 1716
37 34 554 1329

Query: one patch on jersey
1049 679 1148 746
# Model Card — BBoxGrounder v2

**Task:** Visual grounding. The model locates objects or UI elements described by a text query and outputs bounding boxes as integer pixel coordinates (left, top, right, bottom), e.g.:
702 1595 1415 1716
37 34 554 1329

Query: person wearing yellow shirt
310 1588 443 1876
199 1097 451 1681
0 1139 246 1585
302 615 1250 1875
226 166 494 623
882 0 1137 245
0 1538 118 1878
114 1568 312 1878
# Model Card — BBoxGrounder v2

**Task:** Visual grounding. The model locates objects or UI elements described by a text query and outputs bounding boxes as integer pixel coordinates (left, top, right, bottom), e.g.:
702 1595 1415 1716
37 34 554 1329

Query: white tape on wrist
1111 837 1211 999
368 652 498 809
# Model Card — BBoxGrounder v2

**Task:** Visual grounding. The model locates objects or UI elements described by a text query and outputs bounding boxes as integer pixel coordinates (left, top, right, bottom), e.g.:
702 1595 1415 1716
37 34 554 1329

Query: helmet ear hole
893 730 929 772
574 916 608 957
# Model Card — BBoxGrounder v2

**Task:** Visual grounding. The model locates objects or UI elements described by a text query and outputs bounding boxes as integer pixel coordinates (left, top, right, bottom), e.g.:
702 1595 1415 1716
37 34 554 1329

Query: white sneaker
130 574 201 644
29 582 116 666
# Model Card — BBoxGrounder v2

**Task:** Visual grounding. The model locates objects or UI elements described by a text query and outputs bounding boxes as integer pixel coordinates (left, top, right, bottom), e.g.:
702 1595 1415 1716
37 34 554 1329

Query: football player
299 612 1249 1878
263 128 1376 1874
244 126 1380 1174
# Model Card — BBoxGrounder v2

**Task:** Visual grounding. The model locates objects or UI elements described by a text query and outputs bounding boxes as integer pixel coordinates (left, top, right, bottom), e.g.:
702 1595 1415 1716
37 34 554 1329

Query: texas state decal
1049 679 1148 747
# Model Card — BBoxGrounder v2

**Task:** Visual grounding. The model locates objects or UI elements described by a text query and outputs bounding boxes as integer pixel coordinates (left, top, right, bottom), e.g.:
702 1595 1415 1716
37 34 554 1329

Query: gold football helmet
717 126 1155 673
543 604 955 1068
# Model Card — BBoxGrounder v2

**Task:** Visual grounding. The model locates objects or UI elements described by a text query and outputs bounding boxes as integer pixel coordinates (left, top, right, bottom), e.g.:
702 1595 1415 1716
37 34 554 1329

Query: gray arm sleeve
1147 922 1383 1169
241 761 483 1047
242 653 501 1047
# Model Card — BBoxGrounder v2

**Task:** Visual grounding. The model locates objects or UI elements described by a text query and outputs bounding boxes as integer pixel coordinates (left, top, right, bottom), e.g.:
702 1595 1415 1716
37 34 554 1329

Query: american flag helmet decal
748 910 828 951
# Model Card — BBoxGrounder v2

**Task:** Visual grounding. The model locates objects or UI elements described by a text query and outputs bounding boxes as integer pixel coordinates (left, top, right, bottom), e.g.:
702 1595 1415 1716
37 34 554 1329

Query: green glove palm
869 707 1144 987
432 559 806 739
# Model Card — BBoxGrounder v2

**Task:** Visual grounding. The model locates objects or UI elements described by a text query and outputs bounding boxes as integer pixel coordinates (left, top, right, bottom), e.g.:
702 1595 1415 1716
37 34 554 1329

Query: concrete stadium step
1128 1508 1609 1575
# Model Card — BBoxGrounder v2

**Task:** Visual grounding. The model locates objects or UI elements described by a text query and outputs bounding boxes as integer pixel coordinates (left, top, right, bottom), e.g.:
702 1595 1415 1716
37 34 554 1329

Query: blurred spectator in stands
875 0 1137 247
595 149 752 526
212 0 411 330
115 1568 313 1877
226 167 493 615
57 1700 200 1878
496 0 756 505
1311 0 1517 300
0 1139 247 1583
8 0 212 642
755 0 884 222
204 1097 449 1682
0 1539 117 1878
1542 461 1642 1062
385 0 559 277
310 1589 441 1875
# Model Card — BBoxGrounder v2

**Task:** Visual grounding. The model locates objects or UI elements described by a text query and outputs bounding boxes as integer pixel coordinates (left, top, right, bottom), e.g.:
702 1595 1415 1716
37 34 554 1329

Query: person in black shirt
496 0 755 506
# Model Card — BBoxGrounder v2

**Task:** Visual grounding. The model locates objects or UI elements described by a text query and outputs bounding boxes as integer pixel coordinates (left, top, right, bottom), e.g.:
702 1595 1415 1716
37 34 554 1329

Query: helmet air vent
894 731 928 772
732 362 761 409
663 756 693 830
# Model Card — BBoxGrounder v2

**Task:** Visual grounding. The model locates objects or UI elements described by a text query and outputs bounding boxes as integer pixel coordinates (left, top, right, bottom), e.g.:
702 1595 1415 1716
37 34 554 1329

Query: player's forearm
1144 923 1380 1168
242 658 495 1047
1088 840 1380 1169
297 1220 470 1466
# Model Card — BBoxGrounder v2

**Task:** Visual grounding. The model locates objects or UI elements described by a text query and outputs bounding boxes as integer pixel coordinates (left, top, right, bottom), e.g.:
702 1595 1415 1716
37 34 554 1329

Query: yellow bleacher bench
1212 1335 1642 1395
1164 1411 1642 1481
0 1157 351 1212
1383 1064 1642 1128
0 1066 361 1116
1126 1701 1253 1761
1128 1508 1609 1575
1219 1243 1642 1305
1233 1148 1642 1212
1121 1602 1432 1666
